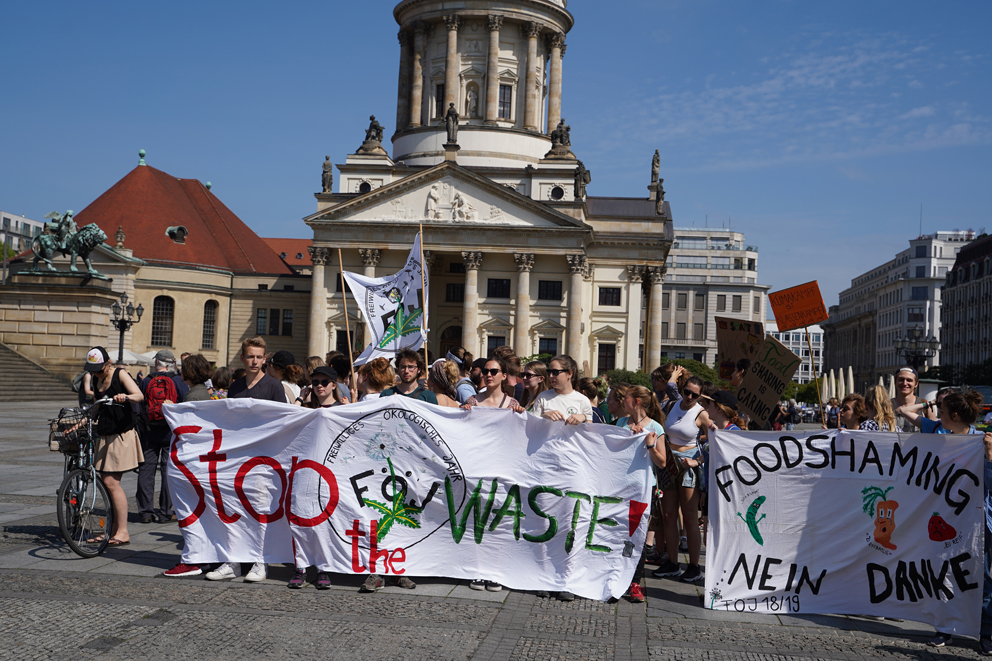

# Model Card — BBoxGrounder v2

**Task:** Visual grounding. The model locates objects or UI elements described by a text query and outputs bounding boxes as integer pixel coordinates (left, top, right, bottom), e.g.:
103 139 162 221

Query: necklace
631 414 648 428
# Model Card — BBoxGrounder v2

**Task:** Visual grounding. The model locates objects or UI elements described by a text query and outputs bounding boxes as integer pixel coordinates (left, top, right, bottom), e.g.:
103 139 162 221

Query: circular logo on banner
320 407 466 550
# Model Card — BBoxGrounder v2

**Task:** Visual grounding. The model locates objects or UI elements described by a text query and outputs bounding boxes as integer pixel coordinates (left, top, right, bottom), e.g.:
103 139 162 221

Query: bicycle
49 397 120 558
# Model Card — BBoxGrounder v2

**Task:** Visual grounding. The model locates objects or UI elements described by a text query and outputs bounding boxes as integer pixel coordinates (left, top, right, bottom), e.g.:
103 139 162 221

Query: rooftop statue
31 211 107 275
445 103 459 144
358 116 387 154
574 161 591 199
322 156 334 193
651 150 660 184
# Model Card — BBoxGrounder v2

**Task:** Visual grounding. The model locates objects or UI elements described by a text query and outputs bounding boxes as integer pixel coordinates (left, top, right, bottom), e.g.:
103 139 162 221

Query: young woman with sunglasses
464 358 519 409
300 366 343 408
654 375 708 583
528 355 593 425
518 360 550 410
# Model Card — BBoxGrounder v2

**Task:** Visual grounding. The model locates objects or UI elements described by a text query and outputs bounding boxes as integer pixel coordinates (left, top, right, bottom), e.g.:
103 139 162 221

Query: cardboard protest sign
736 336 801 423
706 428 984 635
715 317 764 380
769 281 828 333
164 398 652 601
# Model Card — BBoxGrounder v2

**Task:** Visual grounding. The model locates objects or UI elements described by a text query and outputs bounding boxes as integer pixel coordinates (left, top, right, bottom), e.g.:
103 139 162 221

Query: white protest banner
164 398 653 601
706 429 984 635
343 233 428 365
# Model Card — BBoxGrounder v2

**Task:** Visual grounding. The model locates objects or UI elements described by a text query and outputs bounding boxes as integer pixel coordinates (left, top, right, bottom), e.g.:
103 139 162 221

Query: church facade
307 0 673 373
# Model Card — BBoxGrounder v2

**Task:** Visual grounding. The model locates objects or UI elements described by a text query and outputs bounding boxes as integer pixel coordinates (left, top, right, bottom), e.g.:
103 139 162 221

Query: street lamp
110 291 144 364
893 326 940 372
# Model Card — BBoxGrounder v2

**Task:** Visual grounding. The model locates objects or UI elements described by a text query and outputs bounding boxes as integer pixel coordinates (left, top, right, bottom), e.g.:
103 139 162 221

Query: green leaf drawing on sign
362 458 423 541
377 306 424 349
861 485 893 517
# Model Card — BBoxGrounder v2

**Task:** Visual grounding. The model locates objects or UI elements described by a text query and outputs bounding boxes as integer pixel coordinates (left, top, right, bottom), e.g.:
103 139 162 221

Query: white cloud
899 105 935 119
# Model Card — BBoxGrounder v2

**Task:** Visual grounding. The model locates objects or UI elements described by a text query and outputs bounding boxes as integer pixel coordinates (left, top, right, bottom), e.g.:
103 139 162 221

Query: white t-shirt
360 392 381 402
530 389 594 421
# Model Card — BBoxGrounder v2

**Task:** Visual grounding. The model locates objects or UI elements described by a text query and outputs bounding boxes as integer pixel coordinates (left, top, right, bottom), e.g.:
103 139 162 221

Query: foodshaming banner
706 428 984 635
163 398 653 601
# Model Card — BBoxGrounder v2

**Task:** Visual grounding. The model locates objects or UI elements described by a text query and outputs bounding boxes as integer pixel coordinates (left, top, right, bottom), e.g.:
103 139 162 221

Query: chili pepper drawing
862 486 898 550
928 512 957 542
737 495 766 546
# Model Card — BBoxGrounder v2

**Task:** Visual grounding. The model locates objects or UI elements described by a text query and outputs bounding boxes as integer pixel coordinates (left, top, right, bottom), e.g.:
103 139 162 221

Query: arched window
202 300 219 349
151 296 174 347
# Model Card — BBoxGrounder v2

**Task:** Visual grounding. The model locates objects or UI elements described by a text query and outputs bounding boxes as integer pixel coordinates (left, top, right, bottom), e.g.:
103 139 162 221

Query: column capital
560 43 567 58
645 265 666 285
566 254 587 274
358 248 381 267
524 21 542 38
462 251 483 270
626 265 646 282
487 14 503 31
412 20 426 35
545 32 565 50
444 14 461 31
308 246 330 266
514 253 535 272
423 250 439 274
398 29 411 47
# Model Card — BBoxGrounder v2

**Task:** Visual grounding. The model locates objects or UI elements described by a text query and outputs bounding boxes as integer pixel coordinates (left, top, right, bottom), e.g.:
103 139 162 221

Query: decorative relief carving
566 254 587 275
626 265 646 283
452 193 478 221
444 14 460 31
487 205 503 222
462 251 483 270
645 266 666 285
398 30 411 47
358 248 381 268
525 22 542 38
487 15 503 32
514 253 535 272
426 184 442 220
546 32 565 51
423 250 438 274
308 246 330 266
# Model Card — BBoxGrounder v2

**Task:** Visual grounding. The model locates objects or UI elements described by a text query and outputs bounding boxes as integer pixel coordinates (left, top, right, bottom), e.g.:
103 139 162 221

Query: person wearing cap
300 366 344 408
85 347 144 546
227 337 287 404
266 350 305 404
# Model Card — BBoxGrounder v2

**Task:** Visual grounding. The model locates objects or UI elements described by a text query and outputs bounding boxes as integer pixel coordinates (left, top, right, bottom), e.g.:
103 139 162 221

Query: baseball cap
710 390 739 410
311 366 339 382
271 350 296 369
84 347 111 373
154 349 176 363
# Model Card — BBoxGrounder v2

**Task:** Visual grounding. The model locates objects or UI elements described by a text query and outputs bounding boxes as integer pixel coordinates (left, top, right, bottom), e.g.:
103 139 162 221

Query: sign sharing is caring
163 398 653 601
768 281 829 333
706 429 984 635
715 317 764 380
736 336 801 424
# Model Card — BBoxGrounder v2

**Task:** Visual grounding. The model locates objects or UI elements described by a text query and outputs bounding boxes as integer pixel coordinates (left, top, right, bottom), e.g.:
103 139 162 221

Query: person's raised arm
895 401 928 429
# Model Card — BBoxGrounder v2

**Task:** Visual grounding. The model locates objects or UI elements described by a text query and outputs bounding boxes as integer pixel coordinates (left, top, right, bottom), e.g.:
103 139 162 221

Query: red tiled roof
263 238 313 269
73 165 293 275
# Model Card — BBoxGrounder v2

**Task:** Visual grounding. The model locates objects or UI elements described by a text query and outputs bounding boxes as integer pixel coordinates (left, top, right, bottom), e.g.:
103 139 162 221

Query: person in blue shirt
898 390 992 653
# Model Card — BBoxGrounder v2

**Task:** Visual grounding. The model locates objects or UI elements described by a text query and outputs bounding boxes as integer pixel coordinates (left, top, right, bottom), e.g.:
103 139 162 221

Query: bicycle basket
49 407 90 453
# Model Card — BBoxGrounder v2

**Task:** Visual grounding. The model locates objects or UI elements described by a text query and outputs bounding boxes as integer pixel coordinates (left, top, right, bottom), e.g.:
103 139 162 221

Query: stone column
513 253 534 355
307 247 330 358
485 15 503 125
359 248 381 278
395 30 412 132
546 33 564 134
443 15 460 115
409 22 426 128
461 251 483 354
645 266 665 371
566 254 586 359
523 22 542 131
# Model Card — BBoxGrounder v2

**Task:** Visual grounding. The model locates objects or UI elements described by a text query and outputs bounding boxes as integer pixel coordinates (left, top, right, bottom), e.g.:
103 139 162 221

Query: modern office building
939 232 992 374
822 230 973 391
766 321 824 385
655 228 769 365
1 211 45 253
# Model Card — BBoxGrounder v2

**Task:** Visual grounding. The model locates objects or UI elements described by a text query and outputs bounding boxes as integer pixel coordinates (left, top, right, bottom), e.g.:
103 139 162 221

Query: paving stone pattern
0 403 986 660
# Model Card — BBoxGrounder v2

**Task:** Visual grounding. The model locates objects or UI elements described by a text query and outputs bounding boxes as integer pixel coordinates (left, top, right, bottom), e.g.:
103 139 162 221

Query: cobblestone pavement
0 405 984 660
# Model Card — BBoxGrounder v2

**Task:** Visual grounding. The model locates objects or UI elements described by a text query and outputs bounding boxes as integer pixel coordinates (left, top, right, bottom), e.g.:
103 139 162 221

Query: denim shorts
672 446 701 489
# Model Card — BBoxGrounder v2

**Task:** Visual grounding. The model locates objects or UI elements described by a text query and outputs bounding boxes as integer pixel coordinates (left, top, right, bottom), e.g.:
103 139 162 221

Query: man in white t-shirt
528 356 594 425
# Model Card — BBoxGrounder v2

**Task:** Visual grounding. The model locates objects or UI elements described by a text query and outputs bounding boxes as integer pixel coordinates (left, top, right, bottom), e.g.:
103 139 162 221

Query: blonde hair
865 385 896 431
240 336 266 357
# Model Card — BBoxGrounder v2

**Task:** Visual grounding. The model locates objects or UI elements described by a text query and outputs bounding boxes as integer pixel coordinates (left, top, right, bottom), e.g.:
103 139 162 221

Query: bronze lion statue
31 223 107 274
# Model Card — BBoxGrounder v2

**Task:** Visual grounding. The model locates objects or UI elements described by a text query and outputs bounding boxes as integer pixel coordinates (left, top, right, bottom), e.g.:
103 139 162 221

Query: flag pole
337 248 357 398
806 327 825 426
419 224 428 370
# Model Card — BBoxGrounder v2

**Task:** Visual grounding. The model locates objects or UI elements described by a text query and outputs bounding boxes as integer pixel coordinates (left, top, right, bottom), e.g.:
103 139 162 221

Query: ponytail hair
943 389 983 425
551 354 579 390
626 385 664 425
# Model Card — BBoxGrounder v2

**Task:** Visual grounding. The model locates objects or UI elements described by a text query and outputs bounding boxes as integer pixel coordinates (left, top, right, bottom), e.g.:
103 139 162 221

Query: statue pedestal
357 141 388 156
542 145 576 161
12 271 113 288
443 143 460 162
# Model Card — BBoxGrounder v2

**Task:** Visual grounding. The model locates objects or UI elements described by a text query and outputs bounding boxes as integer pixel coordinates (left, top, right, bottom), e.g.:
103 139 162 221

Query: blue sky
2 1 990 307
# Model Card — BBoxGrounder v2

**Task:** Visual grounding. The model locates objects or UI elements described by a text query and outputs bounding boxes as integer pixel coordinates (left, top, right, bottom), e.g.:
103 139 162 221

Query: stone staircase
0 342 76 402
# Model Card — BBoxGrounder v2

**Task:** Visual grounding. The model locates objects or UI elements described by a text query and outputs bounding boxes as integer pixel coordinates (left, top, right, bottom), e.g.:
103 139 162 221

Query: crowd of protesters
77 340 992 652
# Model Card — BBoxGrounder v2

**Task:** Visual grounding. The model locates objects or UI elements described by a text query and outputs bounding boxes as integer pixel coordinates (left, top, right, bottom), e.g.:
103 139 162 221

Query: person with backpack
785 398 800 431
136 350 188 525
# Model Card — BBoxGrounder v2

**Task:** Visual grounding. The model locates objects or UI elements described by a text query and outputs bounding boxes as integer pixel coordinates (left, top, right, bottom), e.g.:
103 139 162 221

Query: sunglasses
521 372 539 380
483 368 503 376
548 369 570 377
312 379 331 387
683 390 700 399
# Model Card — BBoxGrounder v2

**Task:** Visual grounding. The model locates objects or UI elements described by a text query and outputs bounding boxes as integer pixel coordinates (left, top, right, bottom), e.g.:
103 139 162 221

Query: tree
659 357 722 385
795 381 821 404
604 369 651 388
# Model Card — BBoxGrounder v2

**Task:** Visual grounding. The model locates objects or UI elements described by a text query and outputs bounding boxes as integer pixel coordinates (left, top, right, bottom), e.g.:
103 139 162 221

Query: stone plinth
443 143 460 162
0 273 119 382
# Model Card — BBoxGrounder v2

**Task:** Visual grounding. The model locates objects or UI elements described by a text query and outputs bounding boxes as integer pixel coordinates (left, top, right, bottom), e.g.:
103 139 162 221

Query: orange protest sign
768 281 828 333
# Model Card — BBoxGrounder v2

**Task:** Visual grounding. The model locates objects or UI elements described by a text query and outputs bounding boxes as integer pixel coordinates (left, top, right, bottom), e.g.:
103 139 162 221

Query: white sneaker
244 562 267 582
204 562 236 581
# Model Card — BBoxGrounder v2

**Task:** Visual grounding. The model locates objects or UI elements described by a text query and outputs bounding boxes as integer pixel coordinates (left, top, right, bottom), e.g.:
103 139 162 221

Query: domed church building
307 0 673 372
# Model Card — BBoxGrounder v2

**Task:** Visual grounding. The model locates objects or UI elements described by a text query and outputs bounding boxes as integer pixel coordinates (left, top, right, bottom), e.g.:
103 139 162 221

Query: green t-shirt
380 385 438 405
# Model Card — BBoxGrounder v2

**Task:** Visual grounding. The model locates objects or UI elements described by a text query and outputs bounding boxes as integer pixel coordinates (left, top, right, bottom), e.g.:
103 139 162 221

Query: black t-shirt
228 374 287 403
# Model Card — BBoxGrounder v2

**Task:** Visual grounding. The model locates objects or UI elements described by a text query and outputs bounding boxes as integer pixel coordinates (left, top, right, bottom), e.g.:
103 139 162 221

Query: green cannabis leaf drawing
377 306 424 349
363 458 423 541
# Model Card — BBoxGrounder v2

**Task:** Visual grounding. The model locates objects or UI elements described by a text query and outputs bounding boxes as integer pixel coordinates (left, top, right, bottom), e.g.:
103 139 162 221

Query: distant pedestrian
137 350 188 525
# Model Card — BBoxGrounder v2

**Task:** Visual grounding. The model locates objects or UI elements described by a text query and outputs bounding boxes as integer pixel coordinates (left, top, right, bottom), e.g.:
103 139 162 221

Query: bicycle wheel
57 468 113 558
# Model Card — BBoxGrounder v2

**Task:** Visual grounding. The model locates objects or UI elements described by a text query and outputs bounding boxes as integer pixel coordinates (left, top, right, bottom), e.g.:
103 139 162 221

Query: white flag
343 233 428 365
